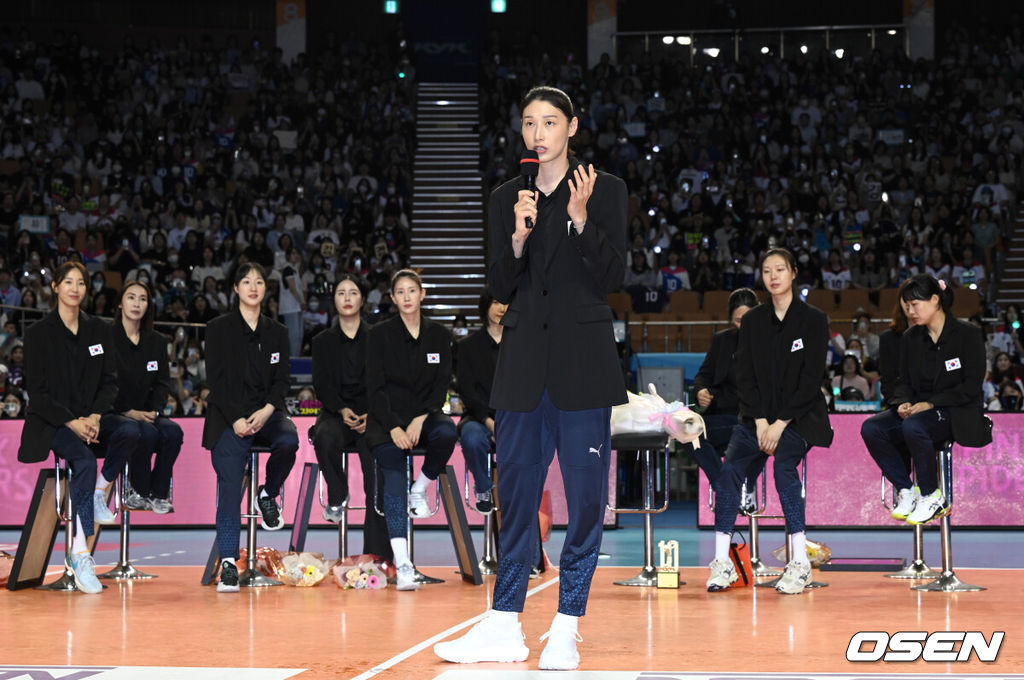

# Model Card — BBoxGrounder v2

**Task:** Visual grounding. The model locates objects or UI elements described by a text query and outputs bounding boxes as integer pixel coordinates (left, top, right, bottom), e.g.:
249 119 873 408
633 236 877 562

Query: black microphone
520 150 539 229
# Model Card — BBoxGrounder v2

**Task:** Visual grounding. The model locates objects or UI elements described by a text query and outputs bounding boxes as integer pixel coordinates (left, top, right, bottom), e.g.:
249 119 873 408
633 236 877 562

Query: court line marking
349 575 561 680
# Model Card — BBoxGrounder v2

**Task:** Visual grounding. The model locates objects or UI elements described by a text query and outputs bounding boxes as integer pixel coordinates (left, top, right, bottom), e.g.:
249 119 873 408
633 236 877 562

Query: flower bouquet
610 383 706 446
331 553 393 590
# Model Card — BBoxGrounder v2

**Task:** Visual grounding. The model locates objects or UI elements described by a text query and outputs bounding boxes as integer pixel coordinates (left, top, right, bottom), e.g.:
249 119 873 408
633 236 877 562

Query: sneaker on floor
890 487 919 520
434 612 530 663
395 563 420 591
538 625 582 671
68 552 102 594
529 565 542 579
122 490 151 511
906 489 946 525
740 490 758 515
217 560 239 593
408 489 430 518
775 560 811 594
93 490 117 525
706 558 738 592
149 497 174 514
256 486 284 530
475 490 494 513
322 504 345 523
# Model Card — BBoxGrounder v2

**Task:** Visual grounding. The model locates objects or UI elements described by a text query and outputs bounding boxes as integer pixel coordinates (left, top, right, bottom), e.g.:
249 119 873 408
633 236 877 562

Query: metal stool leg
913 443 984 592
746 475 782 578
464 450 498 574
615 447 662 586
37 460 79 592
239 449 282 588
882 463 939 579
338 454 349 559
408 455 443 584
100 460 156 580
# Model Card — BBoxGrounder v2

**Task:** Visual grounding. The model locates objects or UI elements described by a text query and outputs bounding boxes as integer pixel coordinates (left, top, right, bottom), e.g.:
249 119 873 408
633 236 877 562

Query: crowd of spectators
477 18 1024 409
0 27 416 415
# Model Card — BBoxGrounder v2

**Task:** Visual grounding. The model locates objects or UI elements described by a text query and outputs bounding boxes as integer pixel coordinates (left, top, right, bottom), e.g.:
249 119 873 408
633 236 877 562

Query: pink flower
367 574 380 589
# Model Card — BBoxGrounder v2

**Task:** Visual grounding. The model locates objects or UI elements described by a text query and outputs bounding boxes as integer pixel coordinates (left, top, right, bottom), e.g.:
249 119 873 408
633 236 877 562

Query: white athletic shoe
538 625 582 670
395 563 420 591
775 560 811 595
68 552 102 594
408 489 430 518
890 487 919 520
434 612 530 663
93 490 117 525
706 558 738 592
906 489 946 525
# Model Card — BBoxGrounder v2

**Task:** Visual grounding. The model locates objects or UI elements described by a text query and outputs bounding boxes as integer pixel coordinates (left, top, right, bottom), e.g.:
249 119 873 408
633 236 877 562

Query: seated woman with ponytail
861 274 991 525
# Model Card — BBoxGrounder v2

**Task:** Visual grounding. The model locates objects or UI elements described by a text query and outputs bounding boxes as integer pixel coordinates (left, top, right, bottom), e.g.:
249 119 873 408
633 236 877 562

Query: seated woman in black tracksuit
203 262 299 593
365 269 457 592
705 248 834 596
861 274 991 525
688 287 765 509
311 274 391 560
111 280 183 514
18 261 140 594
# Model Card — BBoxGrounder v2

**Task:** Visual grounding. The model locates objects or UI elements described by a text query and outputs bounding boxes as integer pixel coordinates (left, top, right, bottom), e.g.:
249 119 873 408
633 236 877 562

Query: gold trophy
657 539 680 589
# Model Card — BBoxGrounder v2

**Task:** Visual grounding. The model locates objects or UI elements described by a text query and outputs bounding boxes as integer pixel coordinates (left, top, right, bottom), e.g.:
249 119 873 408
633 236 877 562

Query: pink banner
697 413 1024 527
0 417 618 529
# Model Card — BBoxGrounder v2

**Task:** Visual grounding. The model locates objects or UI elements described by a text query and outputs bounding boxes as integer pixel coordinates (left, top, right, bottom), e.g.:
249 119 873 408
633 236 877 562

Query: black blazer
112 324 172 414
19 310 118 463
365 315 452 450
893 316 992 448
877 328 901 406
693 327 739 415
202 310 291 450
312 321 370 416
735 299 834 448
456 327 499 430
488 157 628 412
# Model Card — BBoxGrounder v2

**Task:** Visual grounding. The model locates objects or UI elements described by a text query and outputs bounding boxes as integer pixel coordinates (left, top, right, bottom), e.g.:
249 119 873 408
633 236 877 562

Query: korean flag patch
270 352 280 364
945 357 962 372
88 343 104 356
791 338 804 353
146 361 158 372
427 353 440 364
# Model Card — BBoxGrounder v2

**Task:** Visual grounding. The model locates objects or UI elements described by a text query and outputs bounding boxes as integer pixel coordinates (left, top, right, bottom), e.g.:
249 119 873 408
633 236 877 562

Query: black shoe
217 560 239 592
256 485 284 530
475 490 494 513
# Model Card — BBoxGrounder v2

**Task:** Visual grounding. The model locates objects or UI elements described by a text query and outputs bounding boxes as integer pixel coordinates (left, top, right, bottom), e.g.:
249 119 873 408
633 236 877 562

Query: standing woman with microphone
203 262 299 593
111 280 183 514
435 85 627 670
861 274 991 524
18 261 140 594
705 248 834 595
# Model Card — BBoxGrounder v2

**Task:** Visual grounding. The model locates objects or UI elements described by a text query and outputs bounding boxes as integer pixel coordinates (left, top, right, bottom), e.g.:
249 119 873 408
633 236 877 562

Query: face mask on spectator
798 254 810 264
168 254 179 264
308 299 320 311
163 404 174 416
92 280 103 290
4 401 19 416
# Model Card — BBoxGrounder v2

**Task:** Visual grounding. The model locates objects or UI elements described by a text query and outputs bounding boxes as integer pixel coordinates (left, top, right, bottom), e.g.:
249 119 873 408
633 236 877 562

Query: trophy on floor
657 539 680 589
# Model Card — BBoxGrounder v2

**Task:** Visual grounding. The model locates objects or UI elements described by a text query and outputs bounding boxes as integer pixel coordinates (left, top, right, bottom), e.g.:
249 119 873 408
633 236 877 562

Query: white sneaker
68 552 102 594
890 487 919 520
906 489 946 525
93 490 117 525
706 558 738 592
538 625 582 671
395 563 420 591
434 612 530 663
775 560 811 594
408 489 430 518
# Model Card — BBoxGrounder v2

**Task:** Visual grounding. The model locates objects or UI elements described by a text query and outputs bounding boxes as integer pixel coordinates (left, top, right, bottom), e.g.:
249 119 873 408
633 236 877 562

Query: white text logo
846 631 1004 662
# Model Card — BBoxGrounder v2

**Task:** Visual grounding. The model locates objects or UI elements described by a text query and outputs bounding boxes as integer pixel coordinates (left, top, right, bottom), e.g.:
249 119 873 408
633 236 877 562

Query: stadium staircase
410 83 486 323
995 201 1024 309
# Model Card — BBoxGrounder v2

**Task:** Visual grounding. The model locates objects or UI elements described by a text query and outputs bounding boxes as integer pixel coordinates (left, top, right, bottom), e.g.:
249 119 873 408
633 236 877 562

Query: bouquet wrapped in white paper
610 384 706 446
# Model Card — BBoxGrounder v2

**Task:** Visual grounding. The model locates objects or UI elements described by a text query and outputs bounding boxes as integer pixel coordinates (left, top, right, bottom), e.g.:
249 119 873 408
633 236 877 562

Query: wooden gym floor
2 565 1023 679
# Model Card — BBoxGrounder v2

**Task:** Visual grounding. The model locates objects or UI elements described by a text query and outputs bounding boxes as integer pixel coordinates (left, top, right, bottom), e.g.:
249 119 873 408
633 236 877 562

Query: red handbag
729 531 752 587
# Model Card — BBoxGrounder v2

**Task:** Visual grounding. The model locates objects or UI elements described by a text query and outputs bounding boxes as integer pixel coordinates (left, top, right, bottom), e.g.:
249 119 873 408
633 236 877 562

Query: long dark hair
759 247 797 272
889 279 912 334
231 262 267 310
334 272 369 299
390 268 422 293
113 279 155 332
520 85 577 154
728 287 758 317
